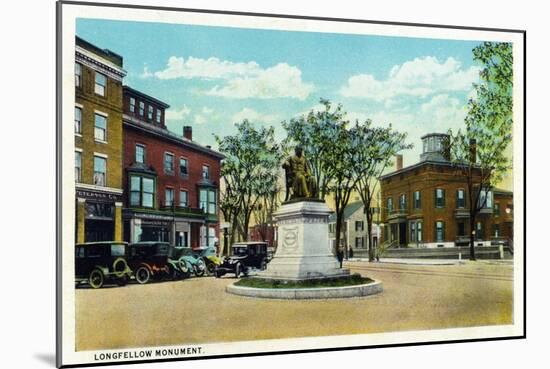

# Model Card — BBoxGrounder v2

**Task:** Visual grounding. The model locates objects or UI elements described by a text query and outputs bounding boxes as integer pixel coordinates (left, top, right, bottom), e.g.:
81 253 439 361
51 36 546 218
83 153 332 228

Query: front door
399 222 407 246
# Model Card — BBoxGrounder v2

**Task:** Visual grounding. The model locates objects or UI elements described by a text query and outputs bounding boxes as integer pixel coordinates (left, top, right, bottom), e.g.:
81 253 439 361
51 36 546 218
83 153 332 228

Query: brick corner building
380 133 513 249
122 86 224 249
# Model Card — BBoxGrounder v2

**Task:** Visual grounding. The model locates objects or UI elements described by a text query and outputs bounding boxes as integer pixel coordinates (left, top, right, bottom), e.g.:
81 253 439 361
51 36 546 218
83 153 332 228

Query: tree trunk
469 214 476 261
366 209 374 262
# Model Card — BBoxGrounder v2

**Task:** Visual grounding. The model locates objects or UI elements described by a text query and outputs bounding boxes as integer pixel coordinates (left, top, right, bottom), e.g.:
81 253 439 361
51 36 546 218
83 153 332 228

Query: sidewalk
347 258 461 266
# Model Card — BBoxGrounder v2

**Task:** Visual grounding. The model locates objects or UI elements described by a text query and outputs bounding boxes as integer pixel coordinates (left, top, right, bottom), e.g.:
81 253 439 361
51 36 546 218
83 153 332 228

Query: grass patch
235 273 373 289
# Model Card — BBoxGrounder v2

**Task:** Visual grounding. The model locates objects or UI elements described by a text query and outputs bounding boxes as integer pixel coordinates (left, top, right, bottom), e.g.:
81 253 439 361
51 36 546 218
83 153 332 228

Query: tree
351 121 412 261
282 99 348 199
215 120 283 251
447 42 513 260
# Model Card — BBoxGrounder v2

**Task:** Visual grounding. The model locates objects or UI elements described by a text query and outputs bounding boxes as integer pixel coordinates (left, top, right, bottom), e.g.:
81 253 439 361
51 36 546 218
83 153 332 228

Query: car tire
206 262 216 275
194 259 206 277
235 263 241 278
135 266 151 284
260 259 267 270
88 269 104 289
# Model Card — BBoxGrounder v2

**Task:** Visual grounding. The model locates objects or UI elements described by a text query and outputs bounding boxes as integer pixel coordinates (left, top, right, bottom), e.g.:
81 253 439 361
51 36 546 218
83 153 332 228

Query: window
130 97 136 113
387 197 393 213
208 190 216 214
202 165 210 180
416 222 423 242
479 189 493 209
493 224 500 237
75 151 81 182
208 227 216 247
414 191 421 209
179 158 188 177
494 203 500 216
156 109 162 123
130 176 155 208
93 156 106 186
457 189 465 208
165 188 174 207
135 145 145 164
94 114 107 142
199 188 217 214
435 221 445 242
139 101 145 116
75 107 82 134
435 188 445 208
355 237 364 248
75 63 82 87
476 221 484 239
410 222 416 242
148 105 153 120
94 72 106 96
399 194 406 211
457 222 465 236
164 153 174 175
355 221 364 232
179 190 188 207
329 223 335 233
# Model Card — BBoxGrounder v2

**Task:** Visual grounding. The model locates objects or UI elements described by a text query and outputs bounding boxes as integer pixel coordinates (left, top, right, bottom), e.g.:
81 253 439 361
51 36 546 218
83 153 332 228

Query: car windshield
232 246 248 256
111 244 126 256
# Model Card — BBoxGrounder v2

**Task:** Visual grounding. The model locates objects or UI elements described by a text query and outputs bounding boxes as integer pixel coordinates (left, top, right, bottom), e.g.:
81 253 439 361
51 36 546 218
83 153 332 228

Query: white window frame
94 111 108 143
75 63 82 87
135 144 145 164
94 72 107 96
74 106 82 135
164 152 175 175
93 154 107 187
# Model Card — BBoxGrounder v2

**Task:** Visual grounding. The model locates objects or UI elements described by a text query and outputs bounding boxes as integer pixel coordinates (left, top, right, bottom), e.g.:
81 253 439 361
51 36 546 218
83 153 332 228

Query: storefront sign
76 189 122 202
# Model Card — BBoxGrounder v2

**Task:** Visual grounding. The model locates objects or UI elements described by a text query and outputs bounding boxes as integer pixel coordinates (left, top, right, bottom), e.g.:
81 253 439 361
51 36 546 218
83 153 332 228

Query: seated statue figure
283 145 317 200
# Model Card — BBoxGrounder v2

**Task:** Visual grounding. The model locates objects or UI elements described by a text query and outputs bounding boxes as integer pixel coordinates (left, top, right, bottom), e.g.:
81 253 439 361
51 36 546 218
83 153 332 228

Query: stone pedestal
258 200 349 281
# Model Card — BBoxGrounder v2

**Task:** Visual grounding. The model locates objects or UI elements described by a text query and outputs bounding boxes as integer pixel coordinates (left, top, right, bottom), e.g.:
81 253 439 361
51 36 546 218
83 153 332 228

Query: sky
76 18 489 171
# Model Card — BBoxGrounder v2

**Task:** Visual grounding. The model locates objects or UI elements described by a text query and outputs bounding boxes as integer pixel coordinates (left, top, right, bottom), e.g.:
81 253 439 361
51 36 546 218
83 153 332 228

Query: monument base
257 200 349 281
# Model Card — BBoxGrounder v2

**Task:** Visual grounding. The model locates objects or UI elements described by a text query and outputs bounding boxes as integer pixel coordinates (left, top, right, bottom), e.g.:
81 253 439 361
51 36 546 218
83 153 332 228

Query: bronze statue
283 145 317 200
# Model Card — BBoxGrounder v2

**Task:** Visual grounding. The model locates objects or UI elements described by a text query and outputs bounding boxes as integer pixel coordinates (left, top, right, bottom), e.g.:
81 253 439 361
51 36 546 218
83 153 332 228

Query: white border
59 2 525 367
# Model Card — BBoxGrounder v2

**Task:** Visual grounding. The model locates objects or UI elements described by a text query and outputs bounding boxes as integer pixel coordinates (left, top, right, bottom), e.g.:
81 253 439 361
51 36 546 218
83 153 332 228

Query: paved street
75 261 513 351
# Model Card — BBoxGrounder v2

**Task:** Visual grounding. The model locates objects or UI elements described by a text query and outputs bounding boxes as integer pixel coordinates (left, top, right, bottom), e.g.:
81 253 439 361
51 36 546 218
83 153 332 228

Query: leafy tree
447 42 513 260
282 99 348 199
215 120 283 251
351 121 412 261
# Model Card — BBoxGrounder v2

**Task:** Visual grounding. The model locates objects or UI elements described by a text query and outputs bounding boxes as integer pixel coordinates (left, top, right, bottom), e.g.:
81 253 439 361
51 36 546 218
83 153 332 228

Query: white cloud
140 64 153 79
232 108 279 124
340 56 480 101
154 56 261 80
153 56 314 100
206 63 314 100
193 114 207 125
202 106 214 115
165 105 191 120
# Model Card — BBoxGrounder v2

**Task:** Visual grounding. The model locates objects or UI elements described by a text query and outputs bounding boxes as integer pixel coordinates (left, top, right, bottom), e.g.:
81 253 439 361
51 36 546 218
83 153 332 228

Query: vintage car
128 242 171 284
215 242 269 278
193 246 222 275
75 242 132 289
167 246 193 279
169 246 206 277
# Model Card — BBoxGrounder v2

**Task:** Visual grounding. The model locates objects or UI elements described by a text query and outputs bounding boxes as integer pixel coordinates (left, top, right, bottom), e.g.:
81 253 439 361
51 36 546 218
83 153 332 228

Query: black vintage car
128 242 171 284
215 242 269 278
75 242 132 289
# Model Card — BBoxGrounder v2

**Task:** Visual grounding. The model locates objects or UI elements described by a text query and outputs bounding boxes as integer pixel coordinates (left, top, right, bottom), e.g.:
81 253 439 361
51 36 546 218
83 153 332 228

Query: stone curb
225 279 383 300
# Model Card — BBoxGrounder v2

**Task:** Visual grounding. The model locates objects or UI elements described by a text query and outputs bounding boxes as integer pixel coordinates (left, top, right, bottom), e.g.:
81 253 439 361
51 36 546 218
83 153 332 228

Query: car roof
130 241 169 246
232 242 267 247
76 242 128 246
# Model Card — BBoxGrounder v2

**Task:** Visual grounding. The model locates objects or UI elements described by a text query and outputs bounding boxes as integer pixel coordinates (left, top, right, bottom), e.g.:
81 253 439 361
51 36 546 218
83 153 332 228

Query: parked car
215 242 269 278
128 242 171 284
75 242 132 289
167 246 193 279
175 247 207 277
194 246 222 275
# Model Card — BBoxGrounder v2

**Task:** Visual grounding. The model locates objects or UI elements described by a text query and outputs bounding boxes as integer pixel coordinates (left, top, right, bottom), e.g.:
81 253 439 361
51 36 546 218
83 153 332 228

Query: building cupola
420 133 450 162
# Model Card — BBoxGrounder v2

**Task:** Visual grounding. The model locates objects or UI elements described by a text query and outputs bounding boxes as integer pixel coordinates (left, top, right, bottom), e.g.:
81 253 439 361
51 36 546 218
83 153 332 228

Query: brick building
74 36 126 243
380 133 513 248
121 86 224 248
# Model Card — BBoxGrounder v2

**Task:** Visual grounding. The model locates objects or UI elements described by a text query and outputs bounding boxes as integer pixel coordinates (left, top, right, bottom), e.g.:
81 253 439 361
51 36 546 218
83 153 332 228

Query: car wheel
194 259 206 277
206 262 216 275
235 263 241 278
89 269 104 289
178 258 191 278
169 265 179 280
260 260 267 270
135 266 151 284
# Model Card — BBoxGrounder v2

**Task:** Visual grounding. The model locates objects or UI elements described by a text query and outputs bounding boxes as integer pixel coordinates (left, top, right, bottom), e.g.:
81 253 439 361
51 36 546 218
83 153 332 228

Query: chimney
469 139 477 164
395 154 403 171
183 126 192 141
